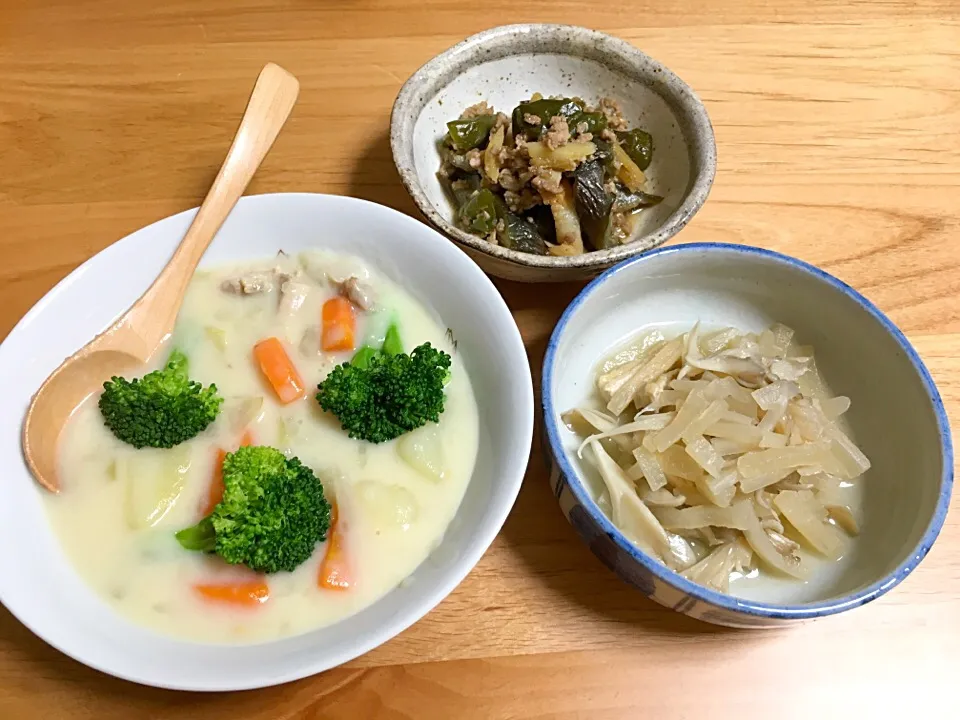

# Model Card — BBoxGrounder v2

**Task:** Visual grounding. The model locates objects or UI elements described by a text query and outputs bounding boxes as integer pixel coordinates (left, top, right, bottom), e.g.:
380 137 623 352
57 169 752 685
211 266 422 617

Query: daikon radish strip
562 408 618 435
711 438 757 456
694 468 737 507
756 398 788 434
737 499 807 579
685 435 725 479
774 490 845 559
705 420 762 444
651 390 710 452
760 432 788 448
657 445 702 480
681 543 736 592
818 395 851 419
632 446 668 492
738 443 834 480
752 381 800 411
639 487 686 507
654 501 751 531
702 327 740 353
826 428 871 477
606 340 683 415
681 400 728 443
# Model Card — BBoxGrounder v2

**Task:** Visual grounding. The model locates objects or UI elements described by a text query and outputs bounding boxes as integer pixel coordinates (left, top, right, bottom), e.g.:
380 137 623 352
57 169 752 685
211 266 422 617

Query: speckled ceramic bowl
542 243 953 627
390 24 716 282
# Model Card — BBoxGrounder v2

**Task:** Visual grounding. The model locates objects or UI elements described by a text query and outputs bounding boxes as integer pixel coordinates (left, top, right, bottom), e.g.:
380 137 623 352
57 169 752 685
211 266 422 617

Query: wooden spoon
22 62 300 493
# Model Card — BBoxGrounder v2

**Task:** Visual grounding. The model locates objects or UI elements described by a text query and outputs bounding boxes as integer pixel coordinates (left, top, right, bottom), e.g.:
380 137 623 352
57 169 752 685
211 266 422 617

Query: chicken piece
334 276 375 311
220 272 276 295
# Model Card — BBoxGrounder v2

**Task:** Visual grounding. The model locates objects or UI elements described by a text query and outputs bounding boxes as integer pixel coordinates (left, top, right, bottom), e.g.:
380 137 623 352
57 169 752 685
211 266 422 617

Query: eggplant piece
511 97 584 140
446 115 497 151
489 195 547 254
591 139 617 178
616 128 654 171
612 184 664 212
458 188 498 235
568 111 608 136
524 204 557 246
573 160 617 251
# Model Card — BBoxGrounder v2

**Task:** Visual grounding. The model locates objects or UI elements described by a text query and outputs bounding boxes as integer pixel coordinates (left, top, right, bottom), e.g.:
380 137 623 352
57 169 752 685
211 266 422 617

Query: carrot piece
321 297 356 352
254 337 305 404
319 502 351 590
202 431 256 515
194 580 270 607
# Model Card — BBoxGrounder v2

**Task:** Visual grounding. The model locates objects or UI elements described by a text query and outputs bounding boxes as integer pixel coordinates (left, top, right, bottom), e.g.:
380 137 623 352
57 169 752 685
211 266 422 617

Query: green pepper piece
616 129 654 171
511 97 584 140
447 174 482 207
458 188 498 235
446 115 497 151
382 323 403 356
351 346 379 369
568 111 608 136
612 184 664 212
487 195 547 254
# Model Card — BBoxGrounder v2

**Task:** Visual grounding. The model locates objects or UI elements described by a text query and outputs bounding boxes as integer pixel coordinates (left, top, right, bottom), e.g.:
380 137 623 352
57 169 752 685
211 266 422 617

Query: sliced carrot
254 337 305 404
202 430 256 515
194 580 270 607
321 297 356 352
319 501 351 591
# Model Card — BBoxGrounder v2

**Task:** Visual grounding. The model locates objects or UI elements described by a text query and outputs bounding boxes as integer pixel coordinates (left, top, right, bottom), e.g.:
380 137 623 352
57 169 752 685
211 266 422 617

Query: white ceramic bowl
542 243 953 627
391 24 716 282
0 193 534 689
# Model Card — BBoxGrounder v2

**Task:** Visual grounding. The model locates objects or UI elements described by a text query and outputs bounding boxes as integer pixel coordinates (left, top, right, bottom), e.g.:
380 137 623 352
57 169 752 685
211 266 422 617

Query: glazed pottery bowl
541 242 953 627
391 24 716 282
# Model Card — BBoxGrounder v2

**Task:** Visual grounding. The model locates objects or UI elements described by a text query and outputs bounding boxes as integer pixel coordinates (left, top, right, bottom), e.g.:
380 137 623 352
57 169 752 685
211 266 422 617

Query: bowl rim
541 241 954 619
0 192 535 689
390 23 717 270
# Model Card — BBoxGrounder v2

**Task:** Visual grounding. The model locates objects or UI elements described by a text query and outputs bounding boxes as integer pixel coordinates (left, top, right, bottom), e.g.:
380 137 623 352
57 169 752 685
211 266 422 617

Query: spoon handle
124 63 300 350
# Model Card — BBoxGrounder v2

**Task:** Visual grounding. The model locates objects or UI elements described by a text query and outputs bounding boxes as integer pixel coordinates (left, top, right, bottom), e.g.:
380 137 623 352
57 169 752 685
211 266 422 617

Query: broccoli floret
316 342 452 443
98 349 222 448
175 446 331 574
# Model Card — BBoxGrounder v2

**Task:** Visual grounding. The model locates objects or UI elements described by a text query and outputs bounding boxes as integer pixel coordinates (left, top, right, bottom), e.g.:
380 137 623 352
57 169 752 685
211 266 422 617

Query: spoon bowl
21 62 300 492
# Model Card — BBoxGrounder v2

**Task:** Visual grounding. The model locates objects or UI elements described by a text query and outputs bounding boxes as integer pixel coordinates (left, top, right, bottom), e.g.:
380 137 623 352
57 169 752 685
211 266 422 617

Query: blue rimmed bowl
541 242 953 627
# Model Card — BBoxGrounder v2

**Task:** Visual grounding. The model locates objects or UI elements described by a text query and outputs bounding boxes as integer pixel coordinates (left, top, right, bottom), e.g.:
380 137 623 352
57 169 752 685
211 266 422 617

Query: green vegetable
511 97 584 140
316 343 452 443
491 195 547 254
98 349 222 449
573 160 617 250
568 111 608 136
458 188 498 235
524 204 558 245
616 129 654 171
351 346 379 369
175 446 331 573
591 139 618 177
612 185 664 212
351 321 403 370
449 174 482 205
382 322 404 356
446 115 496 151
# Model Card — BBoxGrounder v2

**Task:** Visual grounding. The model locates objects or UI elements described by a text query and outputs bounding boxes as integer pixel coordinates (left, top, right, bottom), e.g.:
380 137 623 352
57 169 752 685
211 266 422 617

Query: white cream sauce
46 250 479 643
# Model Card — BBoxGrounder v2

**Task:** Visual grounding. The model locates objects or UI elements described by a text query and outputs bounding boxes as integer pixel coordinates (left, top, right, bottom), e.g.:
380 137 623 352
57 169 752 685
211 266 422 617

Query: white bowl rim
390 23 717 270
541 241 954 619
0 192 534 689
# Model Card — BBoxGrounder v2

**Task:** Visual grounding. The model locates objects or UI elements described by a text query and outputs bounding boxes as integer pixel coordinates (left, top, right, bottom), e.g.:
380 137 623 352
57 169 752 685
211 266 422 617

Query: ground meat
603 180 618 196
542 115 571 149
579 132 593 143
600 127 618 143
575 121 589 135
523 113 541 126
504 188 541 214
460 101 493 119
598 97 629 131
497 168 523 191
466 149 482 168
531 167 563 196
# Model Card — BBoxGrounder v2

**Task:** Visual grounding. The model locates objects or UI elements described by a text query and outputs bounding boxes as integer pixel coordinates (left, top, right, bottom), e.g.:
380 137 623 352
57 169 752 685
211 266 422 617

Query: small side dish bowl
391 24 716 282
0 193 534 689
541 243 953 627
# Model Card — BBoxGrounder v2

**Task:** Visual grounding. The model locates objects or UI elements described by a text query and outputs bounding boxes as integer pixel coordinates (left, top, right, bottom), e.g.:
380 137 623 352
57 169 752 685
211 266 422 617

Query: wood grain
1 1 958 717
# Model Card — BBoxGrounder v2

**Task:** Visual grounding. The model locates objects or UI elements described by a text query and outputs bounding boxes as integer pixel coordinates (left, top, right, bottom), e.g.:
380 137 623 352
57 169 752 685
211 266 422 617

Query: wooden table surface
2 1 958 717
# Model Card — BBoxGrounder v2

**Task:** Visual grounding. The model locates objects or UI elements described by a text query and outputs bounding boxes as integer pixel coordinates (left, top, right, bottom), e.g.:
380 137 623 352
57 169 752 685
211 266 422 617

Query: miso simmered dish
46 250 479 643
565 323 870 594
438 95 662 256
